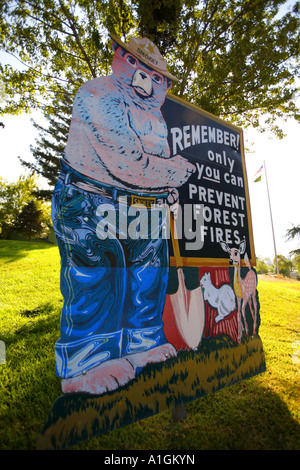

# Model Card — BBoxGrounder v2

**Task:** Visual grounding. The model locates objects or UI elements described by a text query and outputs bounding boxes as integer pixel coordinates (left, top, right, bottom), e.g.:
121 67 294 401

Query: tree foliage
276 254 294 276
13 199 46 240
285 223 300 255
292 253 300 272
1 1 299 124
0 0 299 189
0 174 37 236
0 175 51 238
256 257 269 274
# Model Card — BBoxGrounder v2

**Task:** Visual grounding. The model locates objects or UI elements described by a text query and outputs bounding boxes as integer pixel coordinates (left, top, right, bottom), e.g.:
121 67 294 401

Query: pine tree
286 224 300 255
13 200 45 241
19 89 72 199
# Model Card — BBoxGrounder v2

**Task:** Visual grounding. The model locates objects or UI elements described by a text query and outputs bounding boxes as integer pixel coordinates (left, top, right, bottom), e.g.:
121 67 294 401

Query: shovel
168 212 205 350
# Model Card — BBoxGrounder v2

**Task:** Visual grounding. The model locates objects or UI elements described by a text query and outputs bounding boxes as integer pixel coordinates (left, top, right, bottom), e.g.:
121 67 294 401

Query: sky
244 118 299 261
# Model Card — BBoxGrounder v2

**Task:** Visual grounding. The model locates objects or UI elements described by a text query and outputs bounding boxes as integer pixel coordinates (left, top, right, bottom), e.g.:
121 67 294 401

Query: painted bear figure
51 35 195 395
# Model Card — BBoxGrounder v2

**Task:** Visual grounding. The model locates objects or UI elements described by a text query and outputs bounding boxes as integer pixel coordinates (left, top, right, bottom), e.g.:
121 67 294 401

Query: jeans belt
61 168 168 206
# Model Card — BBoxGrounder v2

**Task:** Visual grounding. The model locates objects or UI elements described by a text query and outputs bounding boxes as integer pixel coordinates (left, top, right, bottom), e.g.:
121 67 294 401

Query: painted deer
220 239 257 343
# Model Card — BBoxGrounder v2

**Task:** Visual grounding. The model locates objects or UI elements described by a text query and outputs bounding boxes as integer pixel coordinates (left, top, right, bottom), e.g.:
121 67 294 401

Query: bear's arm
73 80 195 190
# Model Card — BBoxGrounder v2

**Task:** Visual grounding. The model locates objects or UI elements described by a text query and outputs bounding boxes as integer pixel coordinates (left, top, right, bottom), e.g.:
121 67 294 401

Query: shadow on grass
0 239 56 263
0 303 62 450
6 302 60 341
179 382 300 450
2 300 299 450
20 302 55 318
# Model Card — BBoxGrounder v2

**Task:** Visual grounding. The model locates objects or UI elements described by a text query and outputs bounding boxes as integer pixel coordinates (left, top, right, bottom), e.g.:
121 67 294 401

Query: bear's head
110 36 177 108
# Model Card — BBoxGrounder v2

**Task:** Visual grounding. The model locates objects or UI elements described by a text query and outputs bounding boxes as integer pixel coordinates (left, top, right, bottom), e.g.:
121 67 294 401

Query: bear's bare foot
126 343 177 372
61 357 135 395
61 344 177 395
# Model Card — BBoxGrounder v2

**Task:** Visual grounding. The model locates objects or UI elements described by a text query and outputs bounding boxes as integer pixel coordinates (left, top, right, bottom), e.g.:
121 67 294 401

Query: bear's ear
112 40 119 52
167 78 173 90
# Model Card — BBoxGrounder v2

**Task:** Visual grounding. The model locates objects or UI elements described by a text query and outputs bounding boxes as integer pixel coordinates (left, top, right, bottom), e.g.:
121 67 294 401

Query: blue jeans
52 162 169 378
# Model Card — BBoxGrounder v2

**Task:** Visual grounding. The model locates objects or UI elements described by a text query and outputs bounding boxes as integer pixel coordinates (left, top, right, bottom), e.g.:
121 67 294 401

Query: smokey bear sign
38 34 264 450
161 94 255 267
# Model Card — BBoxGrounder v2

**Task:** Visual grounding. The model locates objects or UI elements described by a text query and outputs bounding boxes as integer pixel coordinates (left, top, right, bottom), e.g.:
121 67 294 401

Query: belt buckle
130 195 156 208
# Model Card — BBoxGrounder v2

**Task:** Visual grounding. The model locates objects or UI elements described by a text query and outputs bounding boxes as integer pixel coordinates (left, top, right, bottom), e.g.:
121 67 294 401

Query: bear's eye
152 73 163 84
127 55 137 67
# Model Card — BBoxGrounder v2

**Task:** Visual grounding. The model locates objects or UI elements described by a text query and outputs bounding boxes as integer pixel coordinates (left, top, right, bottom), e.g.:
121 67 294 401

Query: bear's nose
132 69 152 96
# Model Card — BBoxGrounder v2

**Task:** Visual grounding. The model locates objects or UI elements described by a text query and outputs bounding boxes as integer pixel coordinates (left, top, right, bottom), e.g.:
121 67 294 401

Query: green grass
0 240 299 450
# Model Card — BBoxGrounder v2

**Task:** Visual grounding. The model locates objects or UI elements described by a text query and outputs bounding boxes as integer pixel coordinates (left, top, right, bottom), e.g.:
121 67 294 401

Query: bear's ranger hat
110 34 179 82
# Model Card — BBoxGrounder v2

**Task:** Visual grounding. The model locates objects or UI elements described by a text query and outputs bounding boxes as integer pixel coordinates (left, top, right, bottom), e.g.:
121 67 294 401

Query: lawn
0 240 299 450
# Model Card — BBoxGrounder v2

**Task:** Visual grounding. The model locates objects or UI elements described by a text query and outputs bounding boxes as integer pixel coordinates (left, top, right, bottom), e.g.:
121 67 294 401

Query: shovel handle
169 209 183 268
